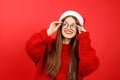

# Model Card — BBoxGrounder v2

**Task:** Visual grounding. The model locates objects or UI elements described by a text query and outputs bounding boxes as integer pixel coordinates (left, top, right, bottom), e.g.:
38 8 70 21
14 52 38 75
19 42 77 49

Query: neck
63 38 71 44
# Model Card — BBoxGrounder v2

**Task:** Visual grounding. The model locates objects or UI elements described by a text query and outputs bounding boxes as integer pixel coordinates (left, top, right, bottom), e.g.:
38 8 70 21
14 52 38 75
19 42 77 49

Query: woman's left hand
77 25 87 34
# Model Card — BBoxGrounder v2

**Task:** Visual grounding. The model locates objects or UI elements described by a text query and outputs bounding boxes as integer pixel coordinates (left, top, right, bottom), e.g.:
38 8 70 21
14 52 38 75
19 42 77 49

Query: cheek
72 30 77 36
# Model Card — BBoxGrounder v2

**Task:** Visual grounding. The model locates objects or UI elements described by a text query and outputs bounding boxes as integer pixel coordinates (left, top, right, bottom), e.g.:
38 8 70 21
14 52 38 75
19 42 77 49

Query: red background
0 0 120 80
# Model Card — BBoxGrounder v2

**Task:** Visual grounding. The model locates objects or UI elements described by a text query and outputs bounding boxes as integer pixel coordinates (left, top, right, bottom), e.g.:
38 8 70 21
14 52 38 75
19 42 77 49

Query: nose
67 25 72 29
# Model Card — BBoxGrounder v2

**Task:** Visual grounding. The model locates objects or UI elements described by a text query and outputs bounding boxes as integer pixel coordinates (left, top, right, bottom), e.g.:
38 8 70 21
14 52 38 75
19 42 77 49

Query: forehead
64 17 76 23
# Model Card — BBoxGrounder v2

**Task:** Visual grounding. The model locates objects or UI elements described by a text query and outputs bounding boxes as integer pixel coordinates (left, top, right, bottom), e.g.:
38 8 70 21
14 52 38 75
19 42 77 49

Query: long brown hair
46 16 80 80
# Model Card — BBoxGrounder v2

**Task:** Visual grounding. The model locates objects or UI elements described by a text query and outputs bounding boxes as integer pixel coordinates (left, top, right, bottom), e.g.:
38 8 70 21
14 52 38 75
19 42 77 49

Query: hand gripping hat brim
59 10 84 26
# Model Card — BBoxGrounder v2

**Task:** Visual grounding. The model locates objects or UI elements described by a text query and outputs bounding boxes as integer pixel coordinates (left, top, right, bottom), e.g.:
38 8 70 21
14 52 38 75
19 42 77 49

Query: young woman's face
62 17 77 39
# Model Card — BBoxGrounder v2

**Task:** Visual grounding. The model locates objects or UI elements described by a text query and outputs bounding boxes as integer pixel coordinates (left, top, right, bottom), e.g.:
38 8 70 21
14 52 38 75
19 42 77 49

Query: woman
25 10 99 80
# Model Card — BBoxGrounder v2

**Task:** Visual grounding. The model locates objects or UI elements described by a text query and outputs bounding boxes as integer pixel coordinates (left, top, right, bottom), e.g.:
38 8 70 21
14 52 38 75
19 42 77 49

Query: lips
64 29 73 34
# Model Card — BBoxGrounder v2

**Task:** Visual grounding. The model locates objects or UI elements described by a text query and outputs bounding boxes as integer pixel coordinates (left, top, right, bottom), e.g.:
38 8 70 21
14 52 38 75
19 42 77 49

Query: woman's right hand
47 21 62 36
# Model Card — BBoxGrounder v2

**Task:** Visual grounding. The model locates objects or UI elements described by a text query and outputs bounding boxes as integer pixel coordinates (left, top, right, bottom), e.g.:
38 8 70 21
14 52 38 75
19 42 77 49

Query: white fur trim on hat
59 10 84 26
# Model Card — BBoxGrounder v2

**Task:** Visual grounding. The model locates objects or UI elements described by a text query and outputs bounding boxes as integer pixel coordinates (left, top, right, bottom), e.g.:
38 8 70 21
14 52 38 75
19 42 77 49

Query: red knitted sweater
25 29 99 80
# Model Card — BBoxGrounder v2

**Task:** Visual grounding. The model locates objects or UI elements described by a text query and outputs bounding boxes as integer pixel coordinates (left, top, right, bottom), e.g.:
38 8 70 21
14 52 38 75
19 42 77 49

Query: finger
52 21 62 27
77 25 82 30
77 26 82 34
78 25 87 32
81 27 87 32
77 25 83 28
53 21 62 24
51 21 61 25
56 22 62 28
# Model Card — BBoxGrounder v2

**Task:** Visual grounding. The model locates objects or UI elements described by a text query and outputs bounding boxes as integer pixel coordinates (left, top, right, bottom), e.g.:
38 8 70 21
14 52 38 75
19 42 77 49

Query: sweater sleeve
76 32 100 77
25 29 53 65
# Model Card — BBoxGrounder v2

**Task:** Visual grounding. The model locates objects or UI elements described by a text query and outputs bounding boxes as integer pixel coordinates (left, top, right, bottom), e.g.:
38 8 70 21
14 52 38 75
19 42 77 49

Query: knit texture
25 29 99 80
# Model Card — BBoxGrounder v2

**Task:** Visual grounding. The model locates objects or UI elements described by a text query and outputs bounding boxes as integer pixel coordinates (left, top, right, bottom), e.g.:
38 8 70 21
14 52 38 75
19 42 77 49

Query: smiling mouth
64 29 74 34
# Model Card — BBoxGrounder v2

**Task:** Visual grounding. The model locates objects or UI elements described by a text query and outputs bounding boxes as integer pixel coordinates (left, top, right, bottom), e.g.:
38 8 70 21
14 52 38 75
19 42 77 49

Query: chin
63 34 76 39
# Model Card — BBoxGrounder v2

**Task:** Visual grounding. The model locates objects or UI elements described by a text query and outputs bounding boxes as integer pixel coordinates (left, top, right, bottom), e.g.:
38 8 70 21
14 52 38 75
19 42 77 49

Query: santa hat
59 10 84 26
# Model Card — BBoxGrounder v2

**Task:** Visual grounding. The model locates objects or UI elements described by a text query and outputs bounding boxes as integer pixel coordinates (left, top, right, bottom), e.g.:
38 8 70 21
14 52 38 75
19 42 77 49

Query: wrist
47 29 52 36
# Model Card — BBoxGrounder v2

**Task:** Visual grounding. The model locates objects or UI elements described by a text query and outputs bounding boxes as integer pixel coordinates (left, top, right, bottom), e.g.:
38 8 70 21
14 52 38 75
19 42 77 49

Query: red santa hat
59 10 84 26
